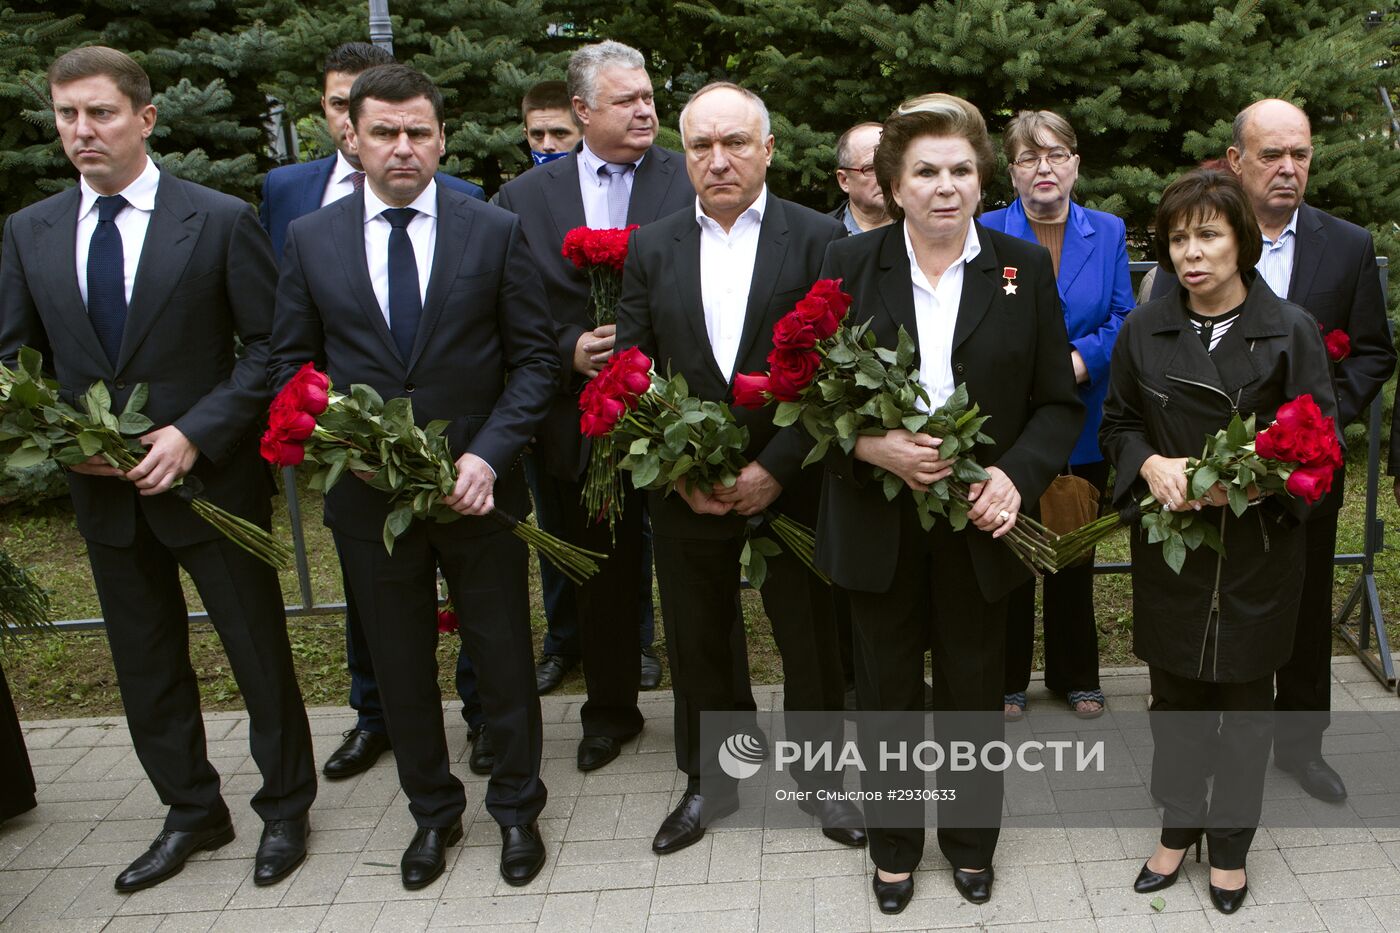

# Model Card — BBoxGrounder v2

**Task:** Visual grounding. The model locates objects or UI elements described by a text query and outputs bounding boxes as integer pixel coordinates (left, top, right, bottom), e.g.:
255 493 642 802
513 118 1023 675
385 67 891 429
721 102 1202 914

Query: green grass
1 459 1395 720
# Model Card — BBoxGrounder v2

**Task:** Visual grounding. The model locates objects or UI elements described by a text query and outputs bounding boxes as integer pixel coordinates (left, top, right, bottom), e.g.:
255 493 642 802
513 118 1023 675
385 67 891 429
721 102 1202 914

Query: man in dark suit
258 41 491 783
1151 99 1394 802
617 82 863 854
495 40 697 773
0 47 315 892
268 64 556 890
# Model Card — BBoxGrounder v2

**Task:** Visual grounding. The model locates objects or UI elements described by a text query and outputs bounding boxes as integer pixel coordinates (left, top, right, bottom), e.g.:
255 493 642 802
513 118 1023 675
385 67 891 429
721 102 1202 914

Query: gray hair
567 40 646 109
678 81 771 147
835 121 882 168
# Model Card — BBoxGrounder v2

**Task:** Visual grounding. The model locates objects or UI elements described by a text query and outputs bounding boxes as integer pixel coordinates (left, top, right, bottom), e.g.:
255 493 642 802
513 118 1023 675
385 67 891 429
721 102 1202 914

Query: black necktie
383 207 421 361
87 194 129 366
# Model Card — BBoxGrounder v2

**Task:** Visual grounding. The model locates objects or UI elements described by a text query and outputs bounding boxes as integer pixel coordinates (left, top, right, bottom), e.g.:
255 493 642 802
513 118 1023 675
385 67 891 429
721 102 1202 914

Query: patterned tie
350 171 365 192
599 162 632 228
86 194 129 366
383 208 422 362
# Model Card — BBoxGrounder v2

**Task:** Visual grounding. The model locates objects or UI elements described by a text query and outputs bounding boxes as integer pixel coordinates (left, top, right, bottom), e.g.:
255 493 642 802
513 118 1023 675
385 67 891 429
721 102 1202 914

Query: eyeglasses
838 164 877 178
1011 149 1074 169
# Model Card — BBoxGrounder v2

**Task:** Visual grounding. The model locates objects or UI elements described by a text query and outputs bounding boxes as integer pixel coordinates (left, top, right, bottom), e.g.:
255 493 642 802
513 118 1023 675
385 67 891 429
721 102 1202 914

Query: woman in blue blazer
980 111 1134 719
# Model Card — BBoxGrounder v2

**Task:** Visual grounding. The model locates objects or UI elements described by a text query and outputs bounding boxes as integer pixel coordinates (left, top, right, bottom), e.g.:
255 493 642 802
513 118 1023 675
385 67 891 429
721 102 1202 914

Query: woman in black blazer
815 94 1083 914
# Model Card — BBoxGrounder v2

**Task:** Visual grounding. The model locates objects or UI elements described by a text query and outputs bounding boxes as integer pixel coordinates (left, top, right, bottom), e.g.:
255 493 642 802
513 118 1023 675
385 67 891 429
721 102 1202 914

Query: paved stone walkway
3 657 1399 932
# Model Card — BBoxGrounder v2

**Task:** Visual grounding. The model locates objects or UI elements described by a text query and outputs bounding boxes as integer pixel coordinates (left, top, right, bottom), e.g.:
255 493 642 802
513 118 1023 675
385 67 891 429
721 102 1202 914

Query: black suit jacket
814 222 1084 600
1150 202 1393 431
494 145 696 480
616 195 846 539
267 184 559 542
0 170 278 547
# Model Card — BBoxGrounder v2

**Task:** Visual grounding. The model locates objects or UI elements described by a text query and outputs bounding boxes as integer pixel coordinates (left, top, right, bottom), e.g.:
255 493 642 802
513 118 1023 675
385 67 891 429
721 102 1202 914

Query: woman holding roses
814 93 1083 913
1099 169 1338 914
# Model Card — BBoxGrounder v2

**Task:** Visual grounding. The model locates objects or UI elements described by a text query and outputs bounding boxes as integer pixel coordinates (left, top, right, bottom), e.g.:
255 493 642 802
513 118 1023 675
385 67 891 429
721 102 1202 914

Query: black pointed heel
1132 836 1201 894
1209 878 1247 914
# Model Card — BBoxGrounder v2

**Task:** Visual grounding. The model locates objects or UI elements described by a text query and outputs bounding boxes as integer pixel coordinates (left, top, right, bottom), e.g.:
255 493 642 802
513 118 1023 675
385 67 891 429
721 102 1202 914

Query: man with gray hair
495 40 693 774
617 81 861 855
830 121 890 235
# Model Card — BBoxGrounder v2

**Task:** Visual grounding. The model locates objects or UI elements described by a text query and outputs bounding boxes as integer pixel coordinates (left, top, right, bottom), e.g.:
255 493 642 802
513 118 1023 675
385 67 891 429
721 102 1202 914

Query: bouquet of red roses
578 348 826 587
562 225 639 326
733 280 1059 574
0 347 291 569
262 363 604 584
1053 395 1343 573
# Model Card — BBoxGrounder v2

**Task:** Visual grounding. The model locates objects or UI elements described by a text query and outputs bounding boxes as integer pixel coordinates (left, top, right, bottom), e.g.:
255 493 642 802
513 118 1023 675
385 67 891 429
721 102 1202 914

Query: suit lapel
545 153 588 242
117 172 205 371
301 157 335 216
875 225 919 345
671 219 727 386
1287 203 1325 305
1056 203 1095 297
730 199 790 382
408 188 473 372
30 187 113 372
627 147 679 225
332 192 402 366
951 224 998 352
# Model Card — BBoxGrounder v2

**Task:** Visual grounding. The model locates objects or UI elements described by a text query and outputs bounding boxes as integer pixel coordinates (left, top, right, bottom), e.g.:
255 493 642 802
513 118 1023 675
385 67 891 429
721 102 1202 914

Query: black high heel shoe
1209 877 1248 914
872 869 914 914
1133 836 1201 893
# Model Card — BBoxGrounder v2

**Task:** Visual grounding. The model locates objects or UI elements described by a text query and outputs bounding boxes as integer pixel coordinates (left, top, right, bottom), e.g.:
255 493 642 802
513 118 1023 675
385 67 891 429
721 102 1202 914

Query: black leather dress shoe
114 819 236 893
500 822 546 886
1209 880 1248 914
468 727 495 776
1277 757 1347 802
322 729 391 780
577 735 627 772
401 822 463 890
254 816 309 886
535 654 577 695
872 870 914 914
797 797 867 847
953 867 994 904
652 792 739 854
639 647 662 690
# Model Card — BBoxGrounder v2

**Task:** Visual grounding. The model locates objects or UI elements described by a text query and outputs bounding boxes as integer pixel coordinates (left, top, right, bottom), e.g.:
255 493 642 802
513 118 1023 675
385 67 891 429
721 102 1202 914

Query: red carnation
772 311 818 350
562 225 639 273
1323 329 1351 363
732 372 771 408
766 347 821 401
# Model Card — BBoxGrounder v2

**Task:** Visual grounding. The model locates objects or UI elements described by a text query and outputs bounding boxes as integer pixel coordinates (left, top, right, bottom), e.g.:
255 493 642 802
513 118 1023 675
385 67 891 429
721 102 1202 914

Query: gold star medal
1002 266 1018 295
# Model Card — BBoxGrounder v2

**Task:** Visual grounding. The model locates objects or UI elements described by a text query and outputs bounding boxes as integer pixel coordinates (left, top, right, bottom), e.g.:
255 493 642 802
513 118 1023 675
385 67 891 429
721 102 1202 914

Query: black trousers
1005 459 1109 696
1273 497 1339 765
86 509 315 832
847 513 1006 874
0 657 36 822
555 475 645 739
335 521 545 828
653 528 844 795
1149 666 1273 870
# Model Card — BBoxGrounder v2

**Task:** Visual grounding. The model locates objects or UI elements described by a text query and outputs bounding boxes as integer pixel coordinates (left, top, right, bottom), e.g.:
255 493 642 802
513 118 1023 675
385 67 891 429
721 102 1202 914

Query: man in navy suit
1151 99 1394 803
259 43 490 782
269 64 556 889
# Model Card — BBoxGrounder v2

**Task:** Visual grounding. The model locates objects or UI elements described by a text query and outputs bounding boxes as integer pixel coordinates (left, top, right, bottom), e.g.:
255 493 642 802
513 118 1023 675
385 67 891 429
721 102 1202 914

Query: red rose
259 430 305 467
1273 395 1323 436
436 607 459 634
732 372 771 408
1319 433 1345 470
1323 329 1351 363
794 296 840 341
766 347 821 401
1254 426 1278 460
1286 464 1334 504
772 311 818 350
282 362 330 415
805 278 853 334
281 410 316 442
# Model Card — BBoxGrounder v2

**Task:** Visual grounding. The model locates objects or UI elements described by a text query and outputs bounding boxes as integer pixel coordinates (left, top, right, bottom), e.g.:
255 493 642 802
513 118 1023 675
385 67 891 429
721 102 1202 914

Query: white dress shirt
1256 207 1299 299
698 187 767 380
905 219 981 412
75 155 160 307
577 140 644 229
321 150 364 207
363 180 436 325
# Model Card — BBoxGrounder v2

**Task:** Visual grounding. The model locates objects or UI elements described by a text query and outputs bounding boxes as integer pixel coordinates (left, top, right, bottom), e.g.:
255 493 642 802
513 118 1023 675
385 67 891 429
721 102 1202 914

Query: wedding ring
997 509 1011 523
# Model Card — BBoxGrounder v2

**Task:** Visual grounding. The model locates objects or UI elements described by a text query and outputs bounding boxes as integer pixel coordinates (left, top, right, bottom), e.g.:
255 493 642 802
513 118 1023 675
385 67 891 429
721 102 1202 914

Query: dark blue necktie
87 194 128 366
383 207 421 362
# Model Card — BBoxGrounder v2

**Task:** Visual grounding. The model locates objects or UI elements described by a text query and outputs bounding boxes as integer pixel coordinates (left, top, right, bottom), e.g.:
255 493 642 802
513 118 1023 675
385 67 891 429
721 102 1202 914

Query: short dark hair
48 46 152 110
349 64 444 127
874 94 995 223
521 80 570 117
323 42 394 85
1153 169 1263 275
835 121 882 169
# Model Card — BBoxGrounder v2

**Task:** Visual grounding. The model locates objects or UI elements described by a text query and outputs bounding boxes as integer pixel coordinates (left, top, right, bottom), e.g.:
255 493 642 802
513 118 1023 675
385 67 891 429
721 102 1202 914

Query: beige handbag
1038 473 1101 563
